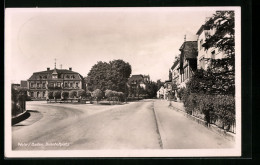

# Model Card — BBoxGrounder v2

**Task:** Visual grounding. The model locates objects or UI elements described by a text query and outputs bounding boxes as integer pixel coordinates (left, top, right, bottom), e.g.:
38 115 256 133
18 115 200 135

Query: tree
105 89 113 102
48 91 54 99
85 60 132 93
53 91 61 102
156 79 164 91
77 89 86 99
12 86 27 116
62 91 69 100
92 89 103 103
69 90 77 99
203 11 235 57
145 82 158 98
117 92 124 102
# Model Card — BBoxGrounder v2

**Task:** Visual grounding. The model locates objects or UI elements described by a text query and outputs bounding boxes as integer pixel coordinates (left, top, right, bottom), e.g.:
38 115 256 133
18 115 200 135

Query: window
211 50 215 59
70 83 73 87
30 83 35 87
49 83 54 87
65 82 68 87
57 82 61 87
42 83 45 88
66 75 70 79
37 83 40 87
200 39 203 50
76 82 79 88
31 92 34 97
43 91 46 97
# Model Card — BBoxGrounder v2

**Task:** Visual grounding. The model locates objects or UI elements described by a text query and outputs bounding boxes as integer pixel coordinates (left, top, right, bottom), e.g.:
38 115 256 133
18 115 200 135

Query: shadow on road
12 111 30 126
12 110 42 127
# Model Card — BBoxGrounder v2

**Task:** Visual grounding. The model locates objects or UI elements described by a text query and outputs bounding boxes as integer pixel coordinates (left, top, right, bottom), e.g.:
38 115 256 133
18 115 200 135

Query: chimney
47 67 50 71
69 67 72 71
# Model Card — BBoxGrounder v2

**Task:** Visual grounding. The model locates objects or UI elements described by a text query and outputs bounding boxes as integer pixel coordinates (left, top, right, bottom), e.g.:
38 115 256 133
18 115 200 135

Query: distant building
128 74 150 89
27 67 84 99
178 41 198 88
170 58 180 87
157 86 165 99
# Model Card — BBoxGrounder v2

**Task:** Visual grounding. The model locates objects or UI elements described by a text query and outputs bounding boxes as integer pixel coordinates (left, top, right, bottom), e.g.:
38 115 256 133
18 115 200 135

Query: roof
128 74 144 82
196 25 210 35
171 59 180 70
179 41 198 59
34 69 78 74
28 68 84 80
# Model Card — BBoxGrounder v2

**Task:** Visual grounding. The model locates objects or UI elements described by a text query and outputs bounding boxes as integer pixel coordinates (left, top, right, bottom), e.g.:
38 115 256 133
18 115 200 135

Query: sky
5 7 218 83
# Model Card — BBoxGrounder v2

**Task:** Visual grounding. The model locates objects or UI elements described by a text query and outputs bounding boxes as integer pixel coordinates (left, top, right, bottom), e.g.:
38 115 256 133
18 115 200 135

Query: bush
69 90 77 98
117 92 124 101
92 89 103 102
77 89 86 98
181 61 235 132
53 91 61 99
177 88 185 100
62 91 69 100
48 91 54 99
183 92 235 130
105 89 113 100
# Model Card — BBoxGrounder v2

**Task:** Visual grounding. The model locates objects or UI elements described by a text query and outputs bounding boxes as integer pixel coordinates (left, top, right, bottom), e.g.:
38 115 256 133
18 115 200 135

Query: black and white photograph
5 7 241 157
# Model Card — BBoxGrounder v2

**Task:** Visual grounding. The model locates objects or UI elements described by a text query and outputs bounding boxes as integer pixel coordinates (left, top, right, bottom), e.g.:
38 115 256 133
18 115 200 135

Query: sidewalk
153 99 234 149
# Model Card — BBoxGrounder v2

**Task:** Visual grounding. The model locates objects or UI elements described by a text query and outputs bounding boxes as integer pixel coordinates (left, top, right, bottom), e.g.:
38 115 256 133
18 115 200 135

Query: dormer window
52 75 58 79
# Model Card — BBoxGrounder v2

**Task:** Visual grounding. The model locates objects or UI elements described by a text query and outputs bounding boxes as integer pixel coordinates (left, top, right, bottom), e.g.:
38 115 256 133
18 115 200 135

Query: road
12 99 234 150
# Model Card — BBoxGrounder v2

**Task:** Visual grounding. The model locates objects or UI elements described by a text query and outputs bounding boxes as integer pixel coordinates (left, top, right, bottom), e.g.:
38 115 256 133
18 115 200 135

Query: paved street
12 100 234 150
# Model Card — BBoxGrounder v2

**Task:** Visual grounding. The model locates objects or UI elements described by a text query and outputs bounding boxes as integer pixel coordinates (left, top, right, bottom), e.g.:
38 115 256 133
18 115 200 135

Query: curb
169 106 235 141
12 110 30 125
152 101 168 149
153 102 164 149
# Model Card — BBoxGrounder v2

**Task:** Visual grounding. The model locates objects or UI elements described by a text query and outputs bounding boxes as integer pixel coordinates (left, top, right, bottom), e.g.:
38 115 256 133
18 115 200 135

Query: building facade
127 74 150 89
170 58 180 87
178 41 198 88
27 67 84 99
196 19 226 70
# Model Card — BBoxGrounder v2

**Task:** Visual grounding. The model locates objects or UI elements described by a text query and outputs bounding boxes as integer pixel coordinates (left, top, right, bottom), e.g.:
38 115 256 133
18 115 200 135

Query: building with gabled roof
27 67 84 99
178 40 198 88
127 74 150 97
127 74 150 88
